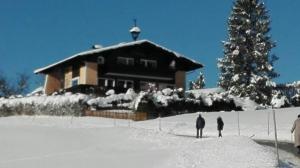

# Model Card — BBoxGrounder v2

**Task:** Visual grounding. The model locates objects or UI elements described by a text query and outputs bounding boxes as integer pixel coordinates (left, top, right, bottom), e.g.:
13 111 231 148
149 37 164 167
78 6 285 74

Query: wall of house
44 70 61 95
64 66 72 89
85 62 98 85
62 62 97 90
79 64 86 84
175 71 186 89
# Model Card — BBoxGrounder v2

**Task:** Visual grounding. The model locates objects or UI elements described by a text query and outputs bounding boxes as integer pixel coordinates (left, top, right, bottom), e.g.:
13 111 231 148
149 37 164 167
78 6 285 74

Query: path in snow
255 140 300 168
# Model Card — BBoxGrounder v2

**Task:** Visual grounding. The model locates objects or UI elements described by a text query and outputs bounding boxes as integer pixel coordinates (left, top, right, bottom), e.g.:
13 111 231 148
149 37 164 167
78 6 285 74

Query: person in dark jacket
217 116 224 137
196 114 205 138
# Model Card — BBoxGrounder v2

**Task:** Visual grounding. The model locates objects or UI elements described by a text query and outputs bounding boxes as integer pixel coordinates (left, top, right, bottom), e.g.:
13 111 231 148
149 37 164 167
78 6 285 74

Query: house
34 39 203 95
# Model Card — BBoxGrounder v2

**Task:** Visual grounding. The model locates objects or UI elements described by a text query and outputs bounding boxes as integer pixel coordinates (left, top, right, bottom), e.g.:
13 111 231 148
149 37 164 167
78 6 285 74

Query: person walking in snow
196 114 205 138
291 115 300 154
217 116 224 137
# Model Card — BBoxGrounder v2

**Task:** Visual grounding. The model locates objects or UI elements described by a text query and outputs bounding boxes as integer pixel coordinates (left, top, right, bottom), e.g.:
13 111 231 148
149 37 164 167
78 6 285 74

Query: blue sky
0 0 300 90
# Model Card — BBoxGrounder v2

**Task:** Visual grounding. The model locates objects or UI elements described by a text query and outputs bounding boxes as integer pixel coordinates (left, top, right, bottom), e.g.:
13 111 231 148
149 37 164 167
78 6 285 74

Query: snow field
2 107 299 167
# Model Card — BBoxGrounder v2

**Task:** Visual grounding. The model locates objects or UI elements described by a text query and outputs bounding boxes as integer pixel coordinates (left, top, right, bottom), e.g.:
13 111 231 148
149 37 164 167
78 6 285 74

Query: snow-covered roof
34 39 203 74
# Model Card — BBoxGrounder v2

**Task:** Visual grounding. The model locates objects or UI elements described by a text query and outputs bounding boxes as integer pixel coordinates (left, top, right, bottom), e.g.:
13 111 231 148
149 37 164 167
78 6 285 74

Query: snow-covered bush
271 91 290 108
0 93 89 116
186 89 242 112
291 94 300 107
87 88 137 110
105 89 115 96
2 87 284 119
134 88 242 117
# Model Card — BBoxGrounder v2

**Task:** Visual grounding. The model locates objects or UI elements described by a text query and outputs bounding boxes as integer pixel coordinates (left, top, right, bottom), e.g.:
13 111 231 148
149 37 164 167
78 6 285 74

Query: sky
0 0 300 91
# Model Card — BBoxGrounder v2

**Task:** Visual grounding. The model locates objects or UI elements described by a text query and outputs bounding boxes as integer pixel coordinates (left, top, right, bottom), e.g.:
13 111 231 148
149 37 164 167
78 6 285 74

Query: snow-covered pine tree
191 71 205 90
218 0 279 104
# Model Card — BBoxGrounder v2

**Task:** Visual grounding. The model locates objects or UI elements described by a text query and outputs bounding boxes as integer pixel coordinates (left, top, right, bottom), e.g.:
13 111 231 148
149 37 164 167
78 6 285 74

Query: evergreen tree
191 71 205 90
218 0 278 104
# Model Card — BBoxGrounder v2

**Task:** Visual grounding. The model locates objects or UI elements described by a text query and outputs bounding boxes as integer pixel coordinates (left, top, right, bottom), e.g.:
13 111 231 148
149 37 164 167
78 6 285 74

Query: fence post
128 113 131 127
70 115 74 124
159 113 162 131
272 108 280 166
237 110 240 136
114 112 116 127
267 110 270 136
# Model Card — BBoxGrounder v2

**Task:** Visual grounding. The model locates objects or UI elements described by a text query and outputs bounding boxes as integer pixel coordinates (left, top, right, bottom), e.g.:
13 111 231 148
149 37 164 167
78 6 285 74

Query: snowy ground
0 107 300 168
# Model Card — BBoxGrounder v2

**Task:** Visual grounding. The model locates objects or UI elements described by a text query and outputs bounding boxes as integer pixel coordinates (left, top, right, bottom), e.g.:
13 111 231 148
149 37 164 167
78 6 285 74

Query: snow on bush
133 91 147 110
231 96 261 111
287 81 300 88
0 87 277 118
0 93 89 116
186 88 254 111
291 93 300 107
135 88 242 116
105 89 115 96
151 88 181 107
271 92 290 108
87 89 137 110
162 88 173 96
187 88 231 105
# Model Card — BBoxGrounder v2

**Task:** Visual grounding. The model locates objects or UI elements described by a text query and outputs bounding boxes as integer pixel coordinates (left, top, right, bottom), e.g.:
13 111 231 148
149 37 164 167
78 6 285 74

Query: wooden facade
36 40 203 95
44 70 61 95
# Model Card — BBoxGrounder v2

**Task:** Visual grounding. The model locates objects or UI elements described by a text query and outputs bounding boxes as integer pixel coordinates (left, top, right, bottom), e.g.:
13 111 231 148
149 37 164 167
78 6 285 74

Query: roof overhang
34 39 203 74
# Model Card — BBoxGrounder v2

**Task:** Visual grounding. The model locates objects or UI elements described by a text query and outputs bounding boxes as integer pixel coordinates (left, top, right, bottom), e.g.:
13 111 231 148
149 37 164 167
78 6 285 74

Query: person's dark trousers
297 146 300 154
218 130 222 137
200 129 203 138
196 129 199 138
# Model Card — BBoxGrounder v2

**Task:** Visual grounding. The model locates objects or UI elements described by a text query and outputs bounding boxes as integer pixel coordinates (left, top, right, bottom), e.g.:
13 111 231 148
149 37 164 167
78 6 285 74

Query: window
117 57 134 66
117 80 125 88
107 79 115 87
126 81 133 88
97 56 105 64
98 78 115 87
117 80 134 88
140 59 157 69
72 64 80 77
72 77 79 86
